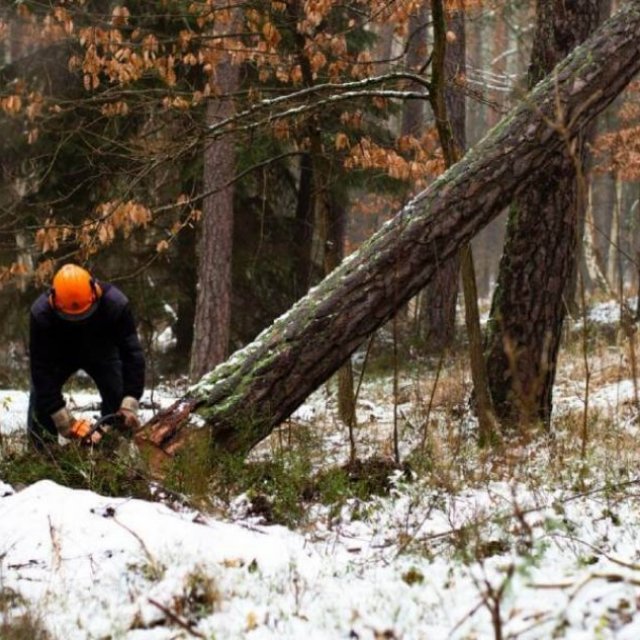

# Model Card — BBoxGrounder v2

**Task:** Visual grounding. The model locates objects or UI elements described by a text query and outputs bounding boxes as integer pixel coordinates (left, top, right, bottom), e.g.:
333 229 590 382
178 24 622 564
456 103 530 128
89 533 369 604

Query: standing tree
191 6 243 379
417 0 463 354
485 0 607 428
591 77 640 297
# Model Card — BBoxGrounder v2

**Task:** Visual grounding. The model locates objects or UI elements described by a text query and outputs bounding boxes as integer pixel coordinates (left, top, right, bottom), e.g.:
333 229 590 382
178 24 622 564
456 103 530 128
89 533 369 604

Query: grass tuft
0 440 153 499
0 587 51 640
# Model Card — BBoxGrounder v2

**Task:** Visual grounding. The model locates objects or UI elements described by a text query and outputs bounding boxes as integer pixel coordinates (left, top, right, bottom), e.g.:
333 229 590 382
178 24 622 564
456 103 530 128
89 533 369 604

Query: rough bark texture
190 56 240 380
485 0 605 427
420 5 465 352
139 3 640 457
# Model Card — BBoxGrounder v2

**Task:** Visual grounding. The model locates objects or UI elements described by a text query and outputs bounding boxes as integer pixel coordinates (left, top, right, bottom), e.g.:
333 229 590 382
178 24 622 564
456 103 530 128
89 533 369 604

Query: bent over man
28 263 146 447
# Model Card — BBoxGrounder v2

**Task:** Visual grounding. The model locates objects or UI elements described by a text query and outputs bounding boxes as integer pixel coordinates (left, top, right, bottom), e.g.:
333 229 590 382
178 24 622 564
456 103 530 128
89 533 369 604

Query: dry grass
298 315 640 498
0 588 51 640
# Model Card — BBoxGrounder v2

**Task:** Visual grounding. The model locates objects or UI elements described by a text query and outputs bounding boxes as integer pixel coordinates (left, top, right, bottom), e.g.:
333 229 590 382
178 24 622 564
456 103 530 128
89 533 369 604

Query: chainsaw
80 412 129 446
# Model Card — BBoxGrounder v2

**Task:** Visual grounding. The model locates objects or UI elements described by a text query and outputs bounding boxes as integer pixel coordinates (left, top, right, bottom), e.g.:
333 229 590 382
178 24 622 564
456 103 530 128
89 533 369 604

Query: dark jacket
29 282 145 416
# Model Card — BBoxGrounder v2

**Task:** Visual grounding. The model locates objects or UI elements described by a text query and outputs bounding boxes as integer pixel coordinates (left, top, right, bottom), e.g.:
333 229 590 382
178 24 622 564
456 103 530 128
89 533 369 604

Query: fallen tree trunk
138 2 640 458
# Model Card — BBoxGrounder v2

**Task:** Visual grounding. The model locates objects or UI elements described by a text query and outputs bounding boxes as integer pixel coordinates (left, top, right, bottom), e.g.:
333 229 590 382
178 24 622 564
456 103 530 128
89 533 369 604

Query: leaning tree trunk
139 3 640 459
485 0 606 428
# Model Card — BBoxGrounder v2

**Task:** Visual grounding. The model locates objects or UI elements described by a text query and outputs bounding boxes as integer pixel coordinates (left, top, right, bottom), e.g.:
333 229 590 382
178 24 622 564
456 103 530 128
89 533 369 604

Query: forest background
0 0 639 446
3 2 640 637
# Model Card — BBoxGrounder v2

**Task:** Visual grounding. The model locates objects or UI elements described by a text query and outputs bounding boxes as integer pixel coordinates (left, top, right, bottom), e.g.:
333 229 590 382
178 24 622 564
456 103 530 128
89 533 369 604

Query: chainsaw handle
81 413 125 445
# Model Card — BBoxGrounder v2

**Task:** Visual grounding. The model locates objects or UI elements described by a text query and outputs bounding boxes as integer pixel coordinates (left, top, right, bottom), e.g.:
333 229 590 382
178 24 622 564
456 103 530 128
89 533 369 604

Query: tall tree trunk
293 152 315 297
582 180 613 295
485 0 606 428
322 194 356 428
309 120 357 427
401 7 428 140
606 172 623 291
173 220 197 369
420 3 463 353
487 9 508 128
467 3 499 301
399 5 429 332
590 172 616 277
431 1 494 441
565 0 613 313
140 3 640 458
190 50 241 380
288 0 326 298
373 23 395 71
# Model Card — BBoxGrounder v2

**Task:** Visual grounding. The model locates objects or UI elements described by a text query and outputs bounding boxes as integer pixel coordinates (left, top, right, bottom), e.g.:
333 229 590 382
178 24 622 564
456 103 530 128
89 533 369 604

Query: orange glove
68 418 91 439
51 407 102 445
70 418 102 445
64 418 102 444
117 396 140 432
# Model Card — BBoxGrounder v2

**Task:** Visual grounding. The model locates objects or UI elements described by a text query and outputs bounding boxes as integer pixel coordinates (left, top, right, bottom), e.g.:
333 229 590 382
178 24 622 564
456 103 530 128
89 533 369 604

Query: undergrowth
0 587 51 640
0 440 153 500
163 427 404 526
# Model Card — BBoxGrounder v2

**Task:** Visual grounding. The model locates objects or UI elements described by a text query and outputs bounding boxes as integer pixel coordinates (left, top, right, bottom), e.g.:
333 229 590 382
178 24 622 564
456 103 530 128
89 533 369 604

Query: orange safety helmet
48 264 102 320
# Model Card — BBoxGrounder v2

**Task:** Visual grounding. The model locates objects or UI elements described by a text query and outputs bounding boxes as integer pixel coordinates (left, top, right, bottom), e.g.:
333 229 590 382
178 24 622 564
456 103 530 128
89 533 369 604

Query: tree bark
190 50 241 380
139 3 640 458
606 172 623 291
485 0 606 428
581 180 612 296
322 195 356 429
173 220 197 369
289 0 322 298
401 6 428 140
420 3 464 353
293 152 315 297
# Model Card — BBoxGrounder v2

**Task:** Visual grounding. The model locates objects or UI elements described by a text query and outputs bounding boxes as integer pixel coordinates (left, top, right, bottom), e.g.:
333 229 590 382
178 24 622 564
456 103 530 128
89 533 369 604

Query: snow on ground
3 352 640 638
585 298 638 326
3 442 640 639
0 390 29 435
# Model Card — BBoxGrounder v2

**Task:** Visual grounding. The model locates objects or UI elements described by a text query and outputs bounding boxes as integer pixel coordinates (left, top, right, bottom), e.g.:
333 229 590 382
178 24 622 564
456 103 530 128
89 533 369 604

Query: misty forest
2 1 640 639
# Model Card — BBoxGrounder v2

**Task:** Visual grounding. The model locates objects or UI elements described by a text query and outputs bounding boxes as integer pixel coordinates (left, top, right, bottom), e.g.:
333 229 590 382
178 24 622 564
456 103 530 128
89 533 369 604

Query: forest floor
2 299 640 639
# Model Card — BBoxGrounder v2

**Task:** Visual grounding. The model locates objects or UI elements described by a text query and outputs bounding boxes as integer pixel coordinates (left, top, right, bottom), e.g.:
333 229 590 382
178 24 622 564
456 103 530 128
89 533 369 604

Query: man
28 263 146 447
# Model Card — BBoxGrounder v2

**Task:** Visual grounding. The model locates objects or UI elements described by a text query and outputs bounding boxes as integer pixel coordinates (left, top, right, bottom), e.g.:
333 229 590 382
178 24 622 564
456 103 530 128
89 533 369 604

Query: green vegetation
0 440 153 500
160 421 403 526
